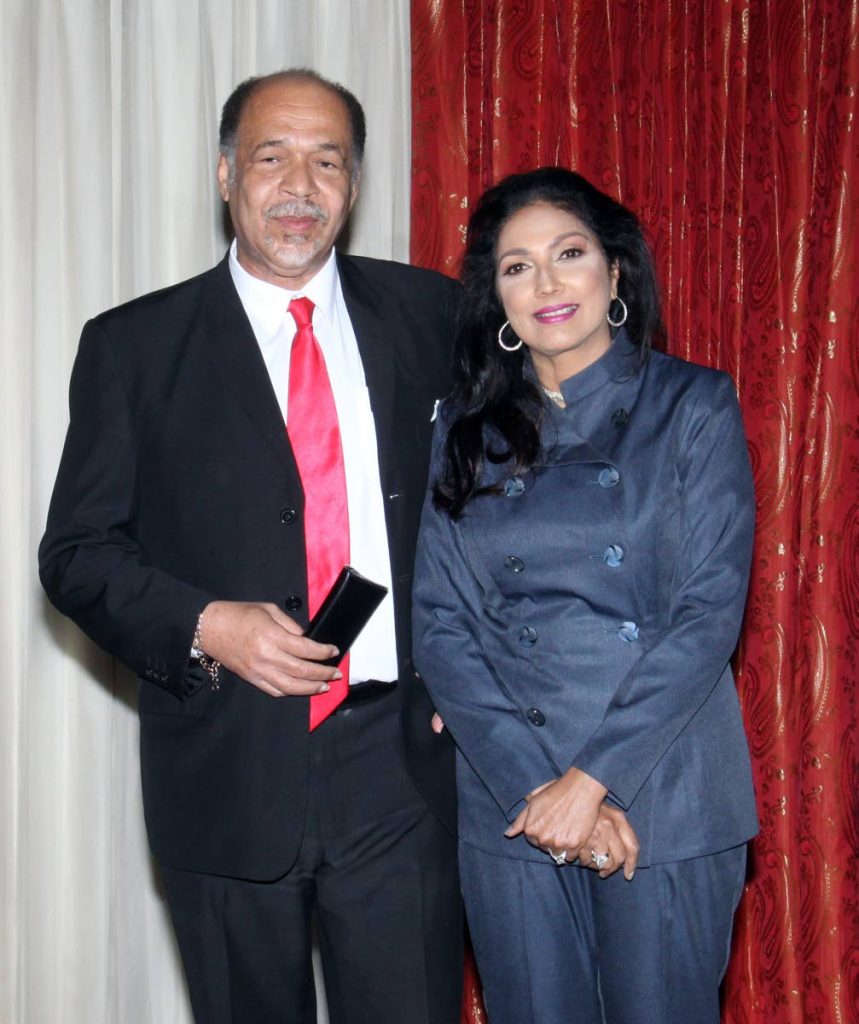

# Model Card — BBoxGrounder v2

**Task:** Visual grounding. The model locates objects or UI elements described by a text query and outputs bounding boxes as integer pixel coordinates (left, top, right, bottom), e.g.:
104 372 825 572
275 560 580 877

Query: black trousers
161 696 463 1024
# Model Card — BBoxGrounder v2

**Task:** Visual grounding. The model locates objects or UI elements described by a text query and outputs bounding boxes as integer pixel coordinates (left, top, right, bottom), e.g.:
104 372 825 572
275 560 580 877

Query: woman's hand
505 767 639 879
581 804 639 880
505 766 607 859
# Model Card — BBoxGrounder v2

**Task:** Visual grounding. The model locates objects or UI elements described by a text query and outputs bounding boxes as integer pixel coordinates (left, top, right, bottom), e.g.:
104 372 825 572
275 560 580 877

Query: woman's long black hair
434 167 666 519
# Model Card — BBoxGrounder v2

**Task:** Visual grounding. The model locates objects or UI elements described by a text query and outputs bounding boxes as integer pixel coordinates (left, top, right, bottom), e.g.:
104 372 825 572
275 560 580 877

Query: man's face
218 77 359 290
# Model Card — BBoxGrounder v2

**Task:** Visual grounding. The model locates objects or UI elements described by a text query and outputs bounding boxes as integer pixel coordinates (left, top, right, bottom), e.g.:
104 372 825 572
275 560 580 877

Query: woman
412 168 758 1024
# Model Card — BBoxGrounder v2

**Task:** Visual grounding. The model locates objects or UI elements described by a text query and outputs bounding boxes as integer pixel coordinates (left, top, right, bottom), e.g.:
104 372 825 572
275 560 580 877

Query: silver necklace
541 385 565 408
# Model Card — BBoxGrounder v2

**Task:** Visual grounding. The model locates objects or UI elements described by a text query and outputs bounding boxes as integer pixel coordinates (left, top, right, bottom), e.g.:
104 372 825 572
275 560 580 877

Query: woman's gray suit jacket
413 334 758 867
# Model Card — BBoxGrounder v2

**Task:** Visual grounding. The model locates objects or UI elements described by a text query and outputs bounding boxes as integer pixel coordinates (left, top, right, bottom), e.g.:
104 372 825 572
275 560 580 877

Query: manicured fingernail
332 671 342 680
319 683 330 692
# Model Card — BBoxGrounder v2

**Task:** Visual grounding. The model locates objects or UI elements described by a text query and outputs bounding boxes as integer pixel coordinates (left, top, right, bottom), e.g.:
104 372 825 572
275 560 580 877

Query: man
39 69 462 1024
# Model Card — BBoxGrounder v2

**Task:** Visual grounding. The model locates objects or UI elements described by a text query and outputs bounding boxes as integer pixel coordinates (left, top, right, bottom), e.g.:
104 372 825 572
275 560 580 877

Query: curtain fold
410 3 859 1022
2 2 411 1020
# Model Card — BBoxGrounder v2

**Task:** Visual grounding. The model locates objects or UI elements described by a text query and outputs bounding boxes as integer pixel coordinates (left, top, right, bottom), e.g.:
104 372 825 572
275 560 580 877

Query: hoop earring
497 320 523 352
606 297 628 328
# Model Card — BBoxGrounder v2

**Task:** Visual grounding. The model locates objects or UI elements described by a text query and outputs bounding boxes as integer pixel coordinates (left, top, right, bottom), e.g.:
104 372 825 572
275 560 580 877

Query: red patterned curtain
410 2 859 1022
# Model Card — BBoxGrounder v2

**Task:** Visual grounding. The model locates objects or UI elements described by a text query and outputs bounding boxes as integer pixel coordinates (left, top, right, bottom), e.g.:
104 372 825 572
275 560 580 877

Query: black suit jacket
39 252 459 880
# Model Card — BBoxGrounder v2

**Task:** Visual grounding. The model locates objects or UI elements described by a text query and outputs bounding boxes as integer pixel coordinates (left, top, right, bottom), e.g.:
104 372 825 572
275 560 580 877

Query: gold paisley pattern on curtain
410 2 859 1022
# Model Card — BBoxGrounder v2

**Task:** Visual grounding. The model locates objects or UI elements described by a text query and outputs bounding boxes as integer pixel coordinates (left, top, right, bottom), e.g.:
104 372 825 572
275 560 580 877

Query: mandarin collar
525 329 642 406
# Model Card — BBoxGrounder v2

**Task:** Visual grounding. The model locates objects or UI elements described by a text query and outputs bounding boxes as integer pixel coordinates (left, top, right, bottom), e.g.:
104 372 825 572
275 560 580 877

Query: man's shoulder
337 253 460 300
90 259 229 332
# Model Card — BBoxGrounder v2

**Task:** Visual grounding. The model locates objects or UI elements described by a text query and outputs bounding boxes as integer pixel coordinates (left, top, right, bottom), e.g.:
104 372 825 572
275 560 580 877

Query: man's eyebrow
251 138 287 155
250 139 346 156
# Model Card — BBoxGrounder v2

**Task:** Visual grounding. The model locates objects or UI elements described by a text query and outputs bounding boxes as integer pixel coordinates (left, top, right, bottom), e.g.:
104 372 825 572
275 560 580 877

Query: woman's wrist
563 765 608 801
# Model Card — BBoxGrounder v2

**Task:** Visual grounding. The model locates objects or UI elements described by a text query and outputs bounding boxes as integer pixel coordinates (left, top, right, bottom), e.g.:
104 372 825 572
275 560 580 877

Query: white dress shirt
228 241 398 684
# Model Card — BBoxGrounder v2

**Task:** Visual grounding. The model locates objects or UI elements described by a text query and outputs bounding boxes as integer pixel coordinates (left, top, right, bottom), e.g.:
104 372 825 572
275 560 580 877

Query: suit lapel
337 254 397 492
197 253 406 505
199 257 301 480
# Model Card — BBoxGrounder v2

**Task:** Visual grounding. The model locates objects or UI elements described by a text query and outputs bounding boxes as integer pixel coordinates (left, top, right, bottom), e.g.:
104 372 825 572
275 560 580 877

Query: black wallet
305 566 388 667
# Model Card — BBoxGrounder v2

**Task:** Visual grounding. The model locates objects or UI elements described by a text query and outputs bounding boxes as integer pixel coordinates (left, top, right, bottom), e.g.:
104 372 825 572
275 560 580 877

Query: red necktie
287 297 350 729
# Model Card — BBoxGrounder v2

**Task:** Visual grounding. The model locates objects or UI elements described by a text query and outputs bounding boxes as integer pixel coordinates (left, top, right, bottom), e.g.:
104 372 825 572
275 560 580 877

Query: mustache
264 200 328 223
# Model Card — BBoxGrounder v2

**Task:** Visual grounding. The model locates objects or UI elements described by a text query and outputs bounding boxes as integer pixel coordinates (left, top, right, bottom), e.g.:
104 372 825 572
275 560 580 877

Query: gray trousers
459 842 746 1024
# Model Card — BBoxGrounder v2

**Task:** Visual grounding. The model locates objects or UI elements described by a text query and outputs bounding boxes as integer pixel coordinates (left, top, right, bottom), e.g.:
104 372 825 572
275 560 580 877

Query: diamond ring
590 849 610 869
550 850 568 866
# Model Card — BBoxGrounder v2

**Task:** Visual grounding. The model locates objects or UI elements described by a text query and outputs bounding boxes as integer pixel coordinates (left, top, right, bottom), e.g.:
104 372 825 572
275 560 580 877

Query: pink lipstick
534 303 578 324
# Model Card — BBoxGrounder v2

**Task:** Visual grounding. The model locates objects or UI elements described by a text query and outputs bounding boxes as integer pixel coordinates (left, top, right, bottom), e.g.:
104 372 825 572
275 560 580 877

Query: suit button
280 507 298 524
504 555 525 573
505 476 526 497
598 467 620 488
519 626 538 646
611 408 630 427
526 707 546 727
284 595 303 612
618 621 640 642
603 544 624 566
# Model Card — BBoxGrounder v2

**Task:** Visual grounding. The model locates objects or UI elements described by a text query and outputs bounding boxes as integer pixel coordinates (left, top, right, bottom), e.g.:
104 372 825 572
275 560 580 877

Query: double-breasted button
526 707 546 727
618 621 640 642
280 507 298 525
504 555 525 573
518 626 538 646
611 408 630 428
598 467 621 488
603 544 625 567
284 595 303 612
505 476 526 497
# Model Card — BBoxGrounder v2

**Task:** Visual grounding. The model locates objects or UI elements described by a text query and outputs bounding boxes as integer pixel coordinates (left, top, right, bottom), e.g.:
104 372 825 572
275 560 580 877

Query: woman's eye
502 262 528 276
559 247 584 259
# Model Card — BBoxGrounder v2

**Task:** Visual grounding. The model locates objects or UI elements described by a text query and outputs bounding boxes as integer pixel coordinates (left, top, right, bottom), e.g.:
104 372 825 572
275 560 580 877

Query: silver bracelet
193 612 221 691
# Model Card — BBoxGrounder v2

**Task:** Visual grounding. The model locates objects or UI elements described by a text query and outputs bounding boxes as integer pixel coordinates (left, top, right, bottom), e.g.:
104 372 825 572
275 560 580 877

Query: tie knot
288 296 315 330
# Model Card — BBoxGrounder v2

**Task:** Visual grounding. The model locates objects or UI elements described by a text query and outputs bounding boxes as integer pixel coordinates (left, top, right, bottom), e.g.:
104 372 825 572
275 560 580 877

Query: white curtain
1 2 412 1020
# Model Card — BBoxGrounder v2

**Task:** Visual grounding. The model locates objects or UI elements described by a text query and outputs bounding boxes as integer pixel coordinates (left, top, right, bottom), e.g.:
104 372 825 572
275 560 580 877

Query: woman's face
495 202 619 383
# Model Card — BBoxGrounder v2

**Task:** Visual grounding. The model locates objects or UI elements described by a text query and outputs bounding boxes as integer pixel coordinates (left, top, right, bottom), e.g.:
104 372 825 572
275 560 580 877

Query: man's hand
199 600 341 697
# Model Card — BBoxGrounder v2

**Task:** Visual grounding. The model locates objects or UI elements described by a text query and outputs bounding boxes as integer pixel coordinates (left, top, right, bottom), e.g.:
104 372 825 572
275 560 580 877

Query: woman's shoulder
641 349 745 457
434 397 513 447
643 348 737 404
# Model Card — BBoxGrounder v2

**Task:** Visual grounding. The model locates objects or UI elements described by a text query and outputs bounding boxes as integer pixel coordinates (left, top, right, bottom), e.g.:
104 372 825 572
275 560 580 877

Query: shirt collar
228 239 339 337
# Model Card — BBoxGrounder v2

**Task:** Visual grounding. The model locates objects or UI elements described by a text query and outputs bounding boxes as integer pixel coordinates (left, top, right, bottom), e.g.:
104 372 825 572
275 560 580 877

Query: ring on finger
550 849 568 866
590 849 610 869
